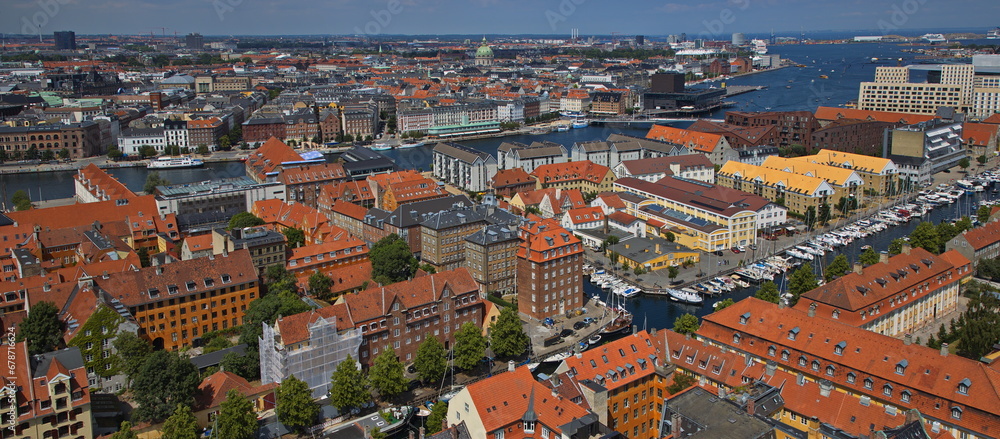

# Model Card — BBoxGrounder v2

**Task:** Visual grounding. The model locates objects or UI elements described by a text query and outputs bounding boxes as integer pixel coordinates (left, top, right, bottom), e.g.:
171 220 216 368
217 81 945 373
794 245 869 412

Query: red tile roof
75 163 137 201
982 114 1000 125
558 331 659 391
594 192 626 210
607 211 639 226
814 107 936 125
463 366 590 434
343 268 480 324
275 302 356 345
565 206 605 225
491 168 536 189
196 371 277 411
956 219 1000 250
646 125 723 153
530 161 611 186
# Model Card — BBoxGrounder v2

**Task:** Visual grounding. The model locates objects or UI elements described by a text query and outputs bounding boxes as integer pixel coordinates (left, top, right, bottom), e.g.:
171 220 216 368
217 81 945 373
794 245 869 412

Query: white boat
571 120 589 129
667 288 704 305
370 143 393 151
147 156 204 169
397 141 424 149
555 124 570 132
544 351 572 363
956 180 975 189
560 111 585 117
921 33 947 43
989 27 1000 39
588 335 602 345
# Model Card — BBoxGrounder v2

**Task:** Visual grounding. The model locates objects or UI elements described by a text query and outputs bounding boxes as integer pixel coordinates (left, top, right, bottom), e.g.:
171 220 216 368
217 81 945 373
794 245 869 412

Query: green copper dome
476 39 493 58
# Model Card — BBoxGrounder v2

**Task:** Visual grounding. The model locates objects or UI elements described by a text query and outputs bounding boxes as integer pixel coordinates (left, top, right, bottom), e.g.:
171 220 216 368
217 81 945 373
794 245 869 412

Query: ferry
989 27 1000 39
560 111 586 118
751 39 768 54
370 143 393 151
921 33 947 43
397 141 424 149
147 156 204 169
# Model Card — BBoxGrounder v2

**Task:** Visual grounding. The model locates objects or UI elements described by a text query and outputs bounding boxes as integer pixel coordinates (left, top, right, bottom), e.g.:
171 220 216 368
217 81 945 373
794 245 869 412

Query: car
714 250 725 256
559 329 574 338
573 321 587 330
582 317 596 325
750 244 757 251
407 364 417 374
731 247 741 254
737 245 746 252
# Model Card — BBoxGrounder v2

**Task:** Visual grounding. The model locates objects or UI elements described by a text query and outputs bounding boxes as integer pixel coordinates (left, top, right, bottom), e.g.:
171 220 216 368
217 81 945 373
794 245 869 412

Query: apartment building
516 219 584 320
0 345 93 439
464 224 519 294
789 149 901 196
687 119 780 149
530 160 616 193
154 177 286 230
490 168 536 198
432 142 499 193
885 119 966 186
760 155 866 202
858 66 976 115
612 155 714 184
211 226 287 271
95 249 259 351
420 204 521 272
497 141 568 173
568 140 643 169
724 110 821 148
0 121 103 159
946 218 1000 265
716 161 835 216
645 125 737 165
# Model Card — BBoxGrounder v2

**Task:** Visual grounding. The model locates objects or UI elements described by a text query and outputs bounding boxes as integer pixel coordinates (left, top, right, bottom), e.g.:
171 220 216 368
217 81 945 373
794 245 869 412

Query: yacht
147 156 204 169
989 27 1000 39
370 143 393 151
921 33 947 43
397 141 424 149
571 119 589 129
667 288 704 305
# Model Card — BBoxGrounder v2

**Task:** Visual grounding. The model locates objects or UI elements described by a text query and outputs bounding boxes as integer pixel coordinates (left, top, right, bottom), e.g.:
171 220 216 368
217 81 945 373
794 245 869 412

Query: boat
555 124 570 132
600 308 633 335
751 39 768 54
921 33 947 43
989 27 1000 39
334 406 414 436
543 351 572 363
571 119 589 129
667 288 704 305
819 75 828 79
588 335 602 345
397 141 424 149
956 179 975 189
370 143 393 151
560 111 585 118
147 156 204 169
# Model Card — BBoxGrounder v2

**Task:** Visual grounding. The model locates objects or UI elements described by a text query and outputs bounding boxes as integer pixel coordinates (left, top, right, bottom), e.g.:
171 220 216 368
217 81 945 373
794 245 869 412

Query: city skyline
6 0 1000 38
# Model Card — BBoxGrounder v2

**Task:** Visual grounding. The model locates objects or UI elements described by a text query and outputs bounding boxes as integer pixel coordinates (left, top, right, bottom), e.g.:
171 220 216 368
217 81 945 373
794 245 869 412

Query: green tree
197 144 210 155
666 373 696 394
825 254 850 281
888 238 907 256
804 205 817 229
139 145 158 158
144 171 170 194
673 314 699 335
425 401 449 434
161 404 199 439
859 247 880 266
955 216 973 234
136 248 150 268
58 148 70 160
308 271 333 296
15 301 63 355
113 331 152 380
107 146 124 160
489 306 529 358
329 356 368 413
909 221 941 254
978 154 988 165
68 305 124 378
217 389 257 439
667 266 680 283
110 422 139 439
132 350 200 423
978 205 993 224
368 351 408 400
754 281 780 303
228 212 265 230
276 375 319 433
714 298 735 311
24 147 40 160
418 263 437 274
11 189 31 211
453 322 486 371
788 263 818 306
958 157 970 170
202 334 233 354
370 427 387 439
818 203 831 224
283 227 306 248
369 234 418 283
220 352 260 381
415 336 447 383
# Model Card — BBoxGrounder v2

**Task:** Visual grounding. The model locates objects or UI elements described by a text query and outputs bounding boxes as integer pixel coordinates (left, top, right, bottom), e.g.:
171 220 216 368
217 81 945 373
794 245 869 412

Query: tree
144 171 170 194
110 422 139 439
196 144 210 155
978 205 993 224
113 331 152 380
24 147 39 160
161 404 199 439
453 322 486 371
369 234 418 283
788 263 818 306
68 305 124 378
888 238 907 256
220 351 260 381
859 247 880 266
673 314 699 335
667 266 680 283
978 154 988 165
825 254 850 281
955 216 973 234
308 271 333 296
666 373 696 394
715 298 735 311
202 335 232 354
219 136 232 150
15 301 63 355
276 375 319 433
804 205 817 229
329 356 368 413
132 350 200 423
418 263 437 274
11 189 31 211
909 221 941 254
283 227 305 248
136 247 150 268
139 145 158 158
58 148 70 160
415 336 447 383
754 281 780 303
368 351 408 399
601 235 620 251
228 212 265 230
107 146 124 160
958 157 970 170
426 401 449 434
489 306 529 358
818 203 831 224
217 389 257 439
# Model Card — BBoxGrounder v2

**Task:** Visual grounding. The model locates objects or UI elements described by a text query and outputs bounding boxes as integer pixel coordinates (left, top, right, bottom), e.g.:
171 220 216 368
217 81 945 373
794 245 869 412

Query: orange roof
594 192 626 210
491 168 536 188
645 125 723 153
287 238 368 272
565 206 605 225
75 163 137 201
275 302 356 345
187 117 223 129
956 219 1000 250
814 107 936 125
246 137 306 178
196 371 276 411
184 234 214 252
517 222 581 263
607 211 639 225
559 331 659 391
962 123 998 147
279 162 346 185
327 199 369 221
368 169 424 188
530 161 611 186
5 195 177 239
464 366 590 434
938 249 972 272
983 114 1000 125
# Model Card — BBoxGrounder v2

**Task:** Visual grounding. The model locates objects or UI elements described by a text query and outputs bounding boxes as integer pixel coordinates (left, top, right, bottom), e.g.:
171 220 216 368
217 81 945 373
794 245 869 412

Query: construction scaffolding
260 316 362 398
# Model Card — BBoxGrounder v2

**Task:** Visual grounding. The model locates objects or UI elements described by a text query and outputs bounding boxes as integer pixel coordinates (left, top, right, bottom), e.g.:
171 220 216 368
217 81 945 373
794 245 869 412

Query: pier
725 85 768 96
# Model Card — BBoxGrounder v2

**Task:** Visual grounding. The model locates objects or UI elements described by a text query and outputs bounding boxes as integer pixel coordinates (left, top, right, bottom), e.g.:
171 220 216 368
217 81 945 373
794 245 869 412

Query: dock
725 85 768 97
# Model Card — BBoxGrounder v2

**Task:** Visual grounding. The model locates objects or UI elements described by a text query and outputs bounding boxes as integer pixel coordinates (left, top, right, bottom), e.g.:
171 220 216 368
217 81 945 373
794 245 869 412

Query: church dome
476 39 494 58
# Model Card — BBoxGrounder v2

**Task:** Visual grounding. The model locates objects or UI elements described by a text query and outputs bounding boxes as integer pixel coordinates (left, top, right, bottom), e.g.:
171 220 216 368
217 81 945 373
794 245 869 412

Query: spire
522 386 539 423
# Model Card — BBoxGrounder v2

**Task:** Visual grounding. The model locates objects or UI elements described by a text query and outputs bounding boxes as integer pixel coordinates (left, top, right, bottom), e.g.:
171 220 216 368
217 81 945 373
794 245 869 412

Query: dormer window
834 341 846 356
847 372 857 384
739 312 750 325
732 333 741 344
901 390 911 403
826 365 835 376
883 384 893 397
864 378 873 390
957 379 970 395
788 327 800 340
895 360 908 375
811 360 820 372
951 407 963 420
831 310 840 319
523 421 535 433
798 356 807 367
767 346 776 357
781 350 790 361
186 281 197 291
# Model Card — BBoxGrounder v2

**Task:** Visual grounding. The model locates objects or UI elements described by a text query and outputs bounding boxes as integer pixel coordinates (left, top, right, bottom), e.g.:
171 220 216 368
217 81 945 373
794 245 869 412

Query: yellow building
717 161 835 216
788 149 900 196
760 155 865 203
606 236 699 270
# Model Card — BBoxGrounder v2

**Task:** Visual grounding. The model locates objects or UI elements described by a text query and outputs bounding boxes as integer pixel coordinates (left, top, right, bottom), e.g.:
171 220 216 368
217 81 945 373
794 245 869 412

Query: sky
4 0 999 38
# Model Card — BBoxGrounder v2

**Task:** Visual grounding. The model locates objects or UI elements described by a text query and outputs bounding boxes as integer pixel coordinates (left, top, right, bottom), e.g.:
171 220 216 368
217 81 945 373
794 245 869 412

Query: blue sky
4 0 998 37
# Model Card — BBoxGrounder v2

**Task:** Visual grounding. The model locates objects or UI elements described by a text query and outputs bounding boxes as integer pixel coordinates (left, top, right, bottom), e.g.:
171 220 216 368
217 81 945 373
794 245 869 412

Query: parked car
559 329 574 338
582 317 596 325
573 321 587 330
731 247 741 254
737 245 746 252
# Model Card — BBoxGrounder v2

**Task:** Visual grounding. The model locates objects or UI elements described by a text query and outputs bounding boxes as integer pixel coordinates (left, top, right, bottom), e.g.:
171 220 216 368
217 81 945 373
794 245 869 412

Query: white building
118 127 165 155
568 140 642 169
432 142 498 193
560 206 605 231
496 141 567 173
260 309 362 398
496 100 525 122
612 155 715 183
163 119 189 149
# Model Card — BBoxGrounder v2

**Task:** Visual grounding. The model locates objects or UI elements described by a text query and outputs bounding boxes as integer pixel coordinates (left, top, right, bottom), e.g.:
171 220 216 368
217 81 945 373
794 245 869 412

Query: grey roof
427 421 473 439
498 141 530 153
121 127 164 137
514 146 565 159
421 204 521 230
606 133 689 155
0 121 97 133
433 142 493 164
606 235 696 265
666 387 774 439
189 344 247 370
465 224 519 246
575 141 611 153
610 140 643 152
366 194 473 229
156 177 272 198
30 347 85 378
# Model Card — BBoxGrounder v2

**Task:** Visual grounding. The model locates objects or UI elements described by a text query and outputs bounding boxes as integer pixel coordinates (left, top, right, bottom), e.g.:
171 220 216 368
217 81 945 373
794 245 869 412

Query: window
781 350 790 361
864 378 873 390
523 421 535 433
826 365 835 376
798 356 807 367
901 390 911 403
811 360 820 372
495 430 505 439
951 407 962 420
767 345 776 356
957 379 970 395
883 384 893 397
847 372 856 384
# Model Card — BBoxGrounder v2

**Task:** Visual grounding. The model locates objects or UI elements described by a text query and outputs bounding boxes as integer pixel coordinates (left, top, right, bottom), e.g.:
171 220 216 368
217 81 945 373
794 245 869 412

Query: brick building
464 224 519 294
725 110 821 149
516 219 584 320
0 121 102 159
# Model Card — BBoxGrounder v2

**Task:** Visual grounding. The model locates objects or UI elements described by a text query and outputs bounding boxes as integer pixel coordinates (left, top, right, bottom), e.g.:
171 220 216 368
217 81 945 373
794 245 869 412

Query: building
614 177 783 250
497 141 568 173
446 366 606 439
694 298 1000 439
261 306 362 397
793 246 969 337
54 31 76 50
212 227 286 271
397 102 500 137
357 195 473 253
464 224 520 294
858 65 972 115
659 383 779 439
0 121 102 159
759 155 866 204
687 119 780 149
245 138 347 207
474 38 494 67
74 163 137 203
517 219 584 320
93 249 259 351
185 33 205 49
612 155 714 184
560 206 606 231
187 117 227 150
490 168 536 198
810 118 896 156
420 205 521 272
590 91 626 115
885 119 966 186
946 218 1000 266
568 140 643 169
645 125 736 166
508 188 586 219
0 345 93 439
531 161 616 193
725 110 821 149
788 149 901 196
154 177 286 230
433 142 499 193
604 234 699 271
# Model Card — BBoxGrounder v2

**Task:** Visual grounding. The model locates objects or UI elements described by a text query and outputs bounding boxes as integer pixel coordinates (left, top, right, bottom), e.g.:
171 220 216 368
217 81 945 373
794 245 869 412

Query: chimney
819 379 833 397
746 397 756 416
156 266 163 275
903 333 912 345
718 387 727 398
808 303 816 317
853 262 863 274
449 425 458 439
508 360 516 372
902 243 912 255
671 412 683 437
941 343 949 357
419 427 425 439
655 243 661 254
879 251 889 264
765 361 776 377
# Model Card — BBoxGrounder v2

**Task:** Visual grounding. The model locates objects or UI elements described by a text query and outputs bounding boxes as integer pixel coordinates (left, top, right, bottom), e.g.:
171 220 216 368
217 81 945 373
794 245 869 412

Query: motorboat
370 143 393 151
397 141 424 149
147 156 204 169
555 124 570 132
667 288 704 305
543 351 572 362
571 119 589 129
588 335 602 345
